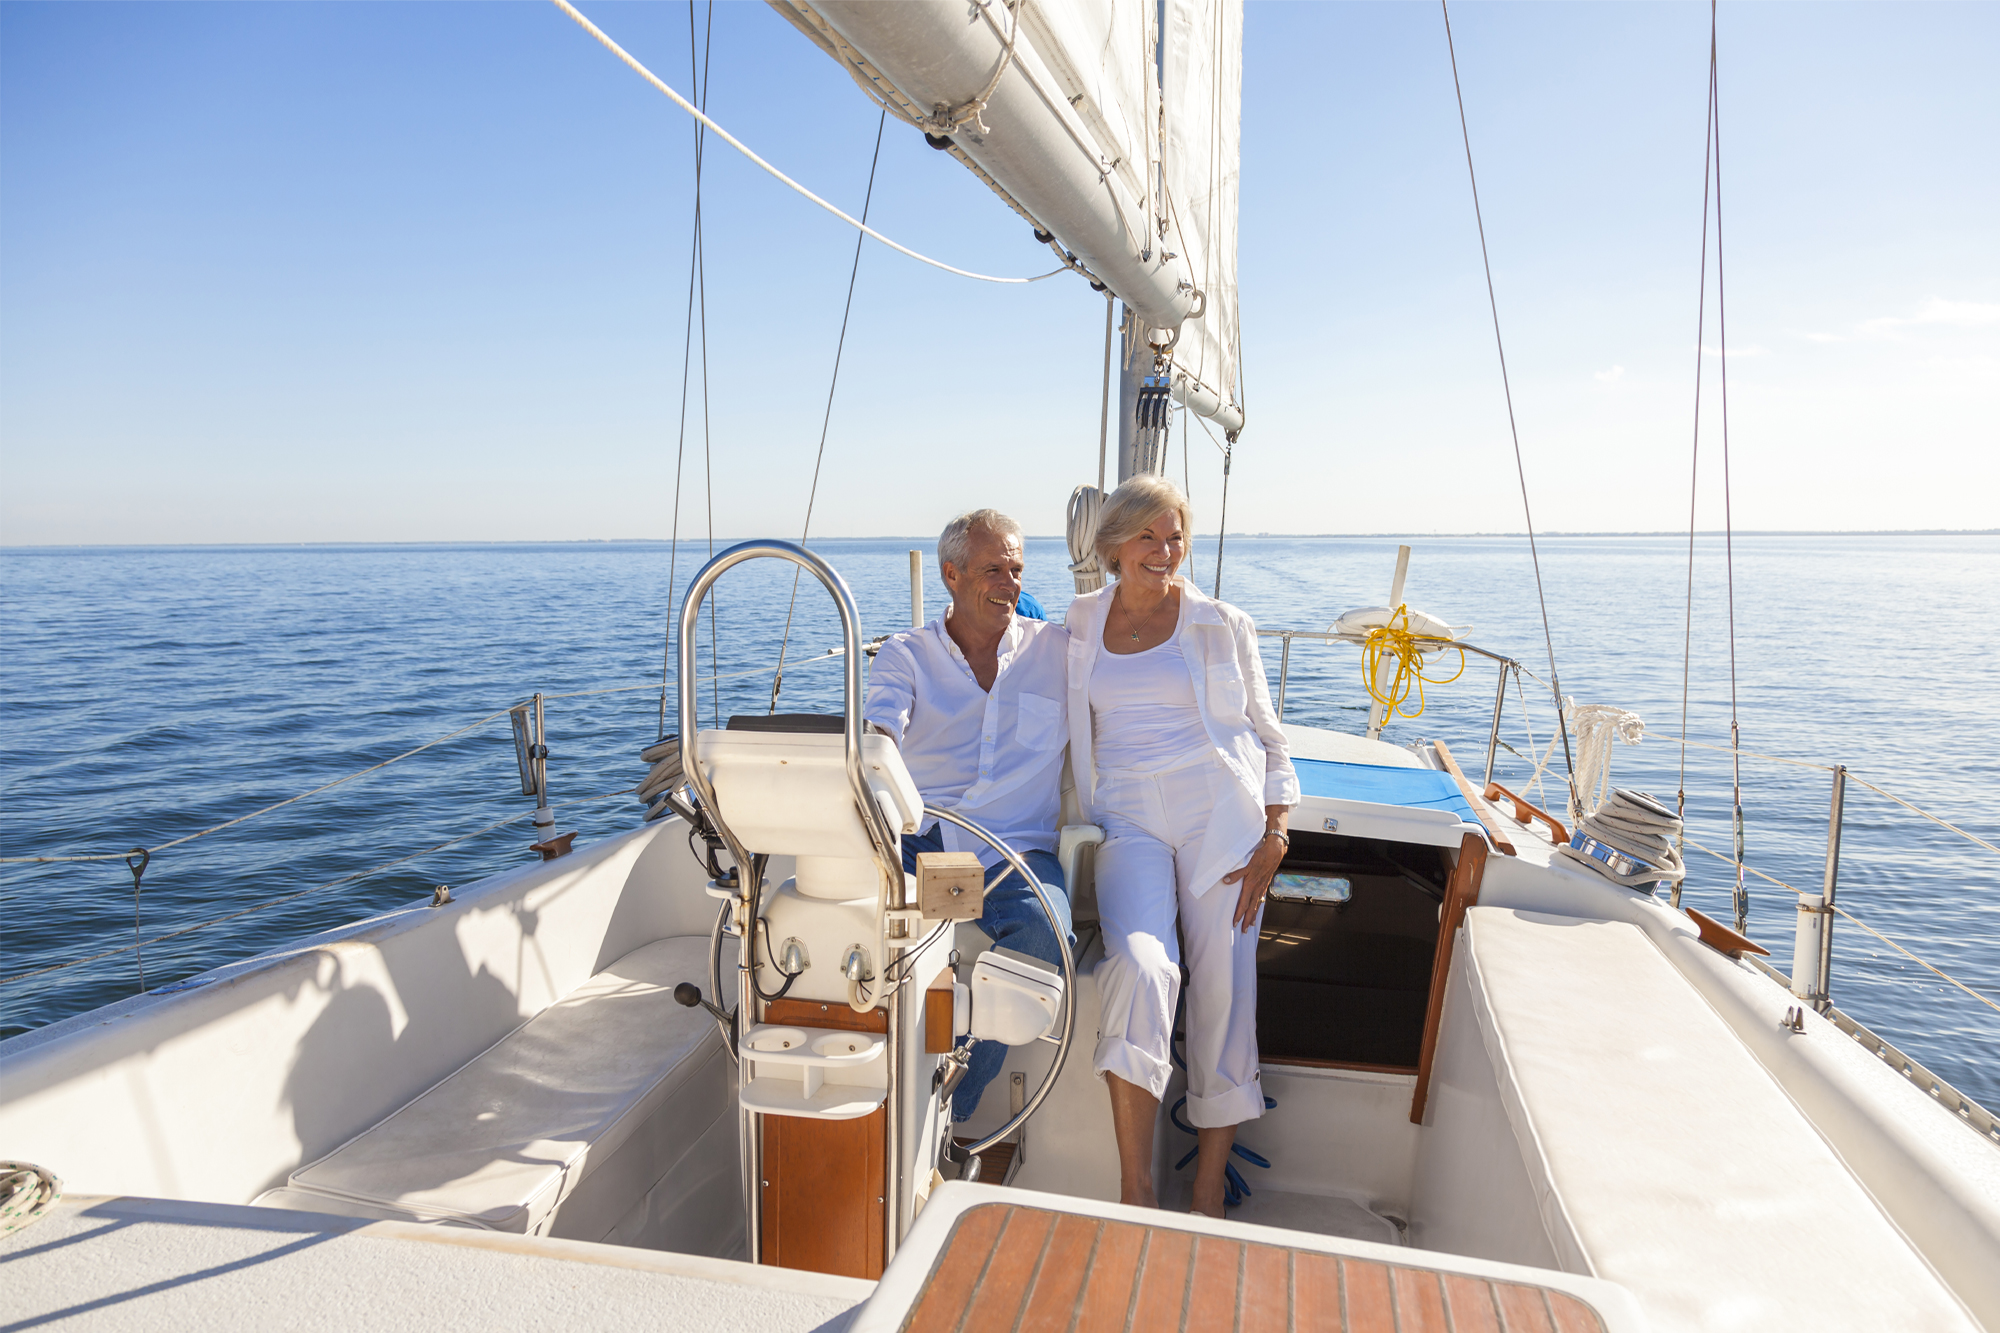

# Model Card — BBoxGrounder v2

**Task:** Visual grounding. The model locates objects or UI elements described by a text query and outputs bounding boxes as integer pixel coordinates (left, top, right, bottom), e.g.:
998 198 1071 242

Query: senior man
864 508 1074 1126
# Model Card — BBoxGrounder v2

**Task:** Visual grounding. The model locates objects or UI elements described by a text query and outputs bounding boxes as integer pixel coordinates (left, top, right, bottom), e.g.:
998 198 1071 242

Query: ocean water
2 534 1995 1108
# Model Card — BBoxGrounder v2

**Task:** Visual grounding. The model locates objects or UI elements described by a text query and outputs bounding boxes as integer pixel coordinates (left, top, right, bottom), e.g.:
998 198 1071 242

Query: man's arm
862 635 918 746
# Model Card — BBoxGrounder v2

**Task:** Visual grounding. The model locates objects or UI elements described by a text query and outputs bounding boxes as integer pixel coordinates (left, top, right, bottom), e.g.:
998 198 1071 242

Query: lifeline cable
1439 0 1578 811
0 788 638 991
771 108 889 712
1679 836 1999 1017
549 0 1062 287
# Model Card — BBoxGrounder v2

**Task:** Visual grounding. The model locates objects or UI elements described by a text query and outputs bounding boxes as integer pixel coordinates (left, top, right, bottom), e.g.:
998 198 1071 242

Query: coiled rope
1358 606 1465 723
1 1162 61 1238
1557 788 1687 893
1066 485 1105 595
547 0 1062 286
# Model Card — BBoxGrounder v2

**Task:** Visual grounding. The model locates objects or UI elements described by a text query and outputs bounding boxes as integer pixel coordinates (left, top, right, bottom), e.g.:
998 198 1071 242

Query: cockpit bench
1453 906 1977 1332
260 936 735 1251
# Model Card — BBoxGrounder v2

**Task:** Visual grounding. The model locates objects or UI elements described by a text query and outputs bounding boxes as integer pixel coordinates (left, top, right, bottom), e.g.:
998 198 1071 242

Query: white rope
1 1162 60 1237
548 0 1063 286
1570 703 1646 821
933 0 1022 138
1066 485 1106 594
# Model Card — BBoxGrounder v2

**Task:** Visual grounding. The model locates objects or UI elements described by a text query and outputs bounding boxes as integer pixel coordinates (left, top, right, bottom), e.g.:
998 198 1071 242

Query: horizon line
3 528 1997 553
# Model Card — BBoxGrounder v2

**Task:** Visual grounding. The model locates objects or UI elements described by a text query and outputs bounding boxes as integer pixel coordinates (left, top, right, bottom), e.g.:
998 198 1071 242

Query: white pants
1091 757 1265 1129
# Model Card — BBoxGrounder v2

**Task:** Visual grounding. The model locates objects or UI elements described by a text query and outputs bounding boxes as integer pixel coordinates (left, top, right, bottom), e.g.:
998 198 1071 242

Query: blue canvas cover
1293 758 1478 825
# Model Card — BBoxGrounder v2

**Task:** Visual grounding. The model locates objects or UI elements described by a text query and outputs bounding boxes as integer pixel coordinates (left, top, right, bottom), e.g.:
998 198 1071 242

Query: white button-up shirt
1063 578 1299 898
864 613 1069 867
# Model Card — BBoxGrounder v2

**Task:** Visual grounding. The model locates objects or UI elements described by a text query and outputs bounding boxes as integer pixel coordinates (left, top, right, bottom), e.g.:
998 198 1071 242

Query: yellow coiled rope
1360 604 1466 722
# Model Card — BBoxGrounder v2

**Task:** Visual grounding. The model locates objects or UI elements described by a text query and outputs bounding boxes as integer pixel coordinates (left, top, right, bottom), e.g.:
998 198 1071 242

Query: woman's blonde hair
1094 474 1194 578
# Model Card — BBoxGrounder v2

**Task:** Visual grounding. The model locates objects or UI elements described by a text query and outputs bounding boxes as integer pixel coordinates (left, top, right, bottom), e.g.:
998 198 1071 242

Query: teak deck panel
899 1203 1607 1333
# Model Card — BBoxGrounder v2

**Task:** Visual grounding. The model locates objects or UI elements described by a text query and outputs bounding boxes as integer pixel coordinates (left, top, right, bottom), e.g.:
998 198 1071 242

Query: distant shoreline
3 529 1995 553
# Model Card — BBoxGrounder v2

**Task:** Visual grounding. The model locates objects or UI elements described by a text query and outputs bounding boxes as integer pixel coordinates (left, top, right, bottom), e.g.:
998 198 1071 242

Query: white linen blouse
1063 578 1300 898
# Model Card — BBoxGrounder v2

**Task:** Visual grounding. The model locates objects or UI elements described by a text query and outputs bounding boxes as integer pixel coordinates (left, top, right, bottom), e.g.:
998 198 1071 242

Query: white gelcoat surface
1463 905 1980 1333
0 1195 865 1333
1408 948 1565 1270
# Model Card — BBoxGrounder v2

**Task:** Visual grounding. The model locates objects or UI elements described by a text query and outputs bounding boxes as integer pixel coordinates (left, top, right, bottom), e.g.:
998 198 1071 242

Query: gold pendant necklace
1121 589 1167 642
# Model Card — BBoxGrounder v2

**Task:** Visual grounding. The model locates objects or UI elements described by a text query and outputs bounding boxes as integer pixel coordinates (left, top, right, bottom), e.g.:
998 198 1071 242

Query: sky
1 1 1994 546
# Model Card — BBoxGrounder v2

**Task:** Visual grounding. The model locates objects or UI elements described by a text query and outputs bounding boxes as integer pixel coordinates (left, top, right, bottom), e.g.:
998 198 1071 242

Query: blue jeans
901 826 1074 1123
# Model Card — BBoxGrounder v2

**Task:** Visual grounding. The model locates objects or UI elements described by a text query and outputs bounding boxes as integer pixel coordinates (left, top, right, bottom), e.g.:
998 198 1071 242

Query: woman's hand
1221 807 1292 933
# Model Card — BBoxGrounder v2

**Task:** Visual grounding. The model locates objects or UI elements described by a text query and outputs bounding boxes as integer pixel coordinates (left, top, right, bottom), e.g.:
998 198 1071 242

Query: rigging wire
548 0 1063 287
660 0 715 741
1181 404 1196 590
1707 1 1749 936
1675 12 1721 904
771 108 889 711
1097 294 1114 495
1213 437 1233 600
1439 0 1578 813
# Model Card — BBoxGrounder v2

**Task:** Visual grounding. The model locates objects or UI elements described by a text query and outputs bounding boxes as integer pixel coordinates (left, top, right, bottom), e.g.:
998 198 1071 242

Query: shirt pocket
1015 691 1065 751
1207 661 1249 720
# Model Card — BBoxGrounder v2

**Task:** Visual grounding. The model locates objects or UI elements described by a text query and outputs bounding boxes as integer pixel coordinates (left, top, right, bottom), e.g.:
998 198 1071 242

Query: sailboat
4 3 1996 1330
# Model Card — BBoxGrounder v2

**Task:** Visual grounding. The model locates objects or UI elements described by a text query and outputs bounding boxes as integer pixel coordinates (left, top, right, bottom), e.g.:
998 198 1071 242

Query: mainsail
1159 0 1243 434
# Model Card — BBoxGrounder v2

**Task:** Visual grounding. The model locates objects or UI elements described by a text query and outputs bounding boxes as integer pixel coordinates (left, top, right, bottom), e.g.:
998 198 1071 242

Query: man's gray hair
937 508 1023 580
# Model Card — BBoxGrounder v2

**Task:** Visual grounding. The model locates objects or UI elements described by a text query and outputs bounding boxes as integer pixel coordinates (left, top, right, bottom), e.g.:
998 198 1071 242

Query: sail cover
1160 0 1243 427
775 0 1242 423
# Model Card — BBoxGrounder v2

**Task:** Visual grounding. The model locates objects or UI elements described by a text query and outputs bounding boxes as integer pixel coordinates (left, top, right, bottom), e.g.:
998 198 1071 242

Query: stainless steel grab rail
676 539 903 898
673 538 911 1268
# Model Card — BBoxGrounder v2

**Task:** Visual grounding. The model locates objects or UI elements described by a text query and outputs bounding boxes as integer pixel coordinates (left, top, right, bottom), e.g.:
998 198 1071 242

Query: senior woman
1065 473 1298 1217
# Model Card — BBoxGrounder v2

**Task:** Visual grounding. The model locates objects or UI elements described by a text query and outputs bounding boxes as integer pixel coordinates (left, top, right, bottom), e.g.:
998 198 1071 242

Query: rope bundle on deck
1 1162 61 1238
637 737 687 823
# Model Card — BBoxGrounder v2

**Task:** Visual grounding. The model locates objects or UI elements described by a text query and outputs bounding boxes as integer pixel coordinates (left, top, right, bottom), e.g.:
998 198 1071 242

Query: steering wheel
922 805 1077 1159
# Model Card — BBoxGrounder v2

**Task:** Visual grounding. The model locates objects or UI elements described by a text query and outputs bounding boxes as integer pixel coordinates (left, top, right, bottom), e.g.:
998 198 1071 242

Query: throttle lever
674 982 733 1027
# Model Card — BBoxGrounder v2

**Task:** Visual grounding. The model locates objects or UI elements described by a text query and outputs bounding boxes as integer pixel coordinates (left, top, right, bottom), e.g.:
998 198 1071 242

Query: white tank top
1089 637 1211 774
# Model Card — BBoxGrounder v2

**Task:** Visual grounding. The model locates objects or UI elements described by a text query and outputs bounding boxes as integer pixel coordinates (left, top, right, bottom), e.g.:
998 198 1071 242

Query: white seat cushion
1463 907 1977 1333
284 937 721 1235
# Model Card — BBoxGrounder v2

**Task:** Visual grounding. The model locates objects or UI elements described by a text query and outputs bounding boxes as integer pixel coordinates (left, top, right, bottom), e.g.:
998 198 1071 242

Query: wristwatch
1264 827 1290 849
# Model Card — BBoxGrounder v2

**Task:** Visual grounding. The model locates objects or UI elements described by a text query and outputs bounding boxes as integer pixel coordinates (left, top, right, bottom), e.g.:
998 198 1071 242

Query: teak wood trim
1411 832 1488 1124
1430 738 1517 856
1483 781 1570 846
1683 907 1771 958
761 997 891 1034
925 967 955 1054
761 1105 886 1279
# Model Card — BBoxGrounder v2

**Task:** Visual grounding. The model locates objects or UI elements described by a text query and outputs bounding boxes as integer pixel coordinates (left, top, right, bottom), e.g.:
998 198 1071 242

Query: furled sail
777 0 1197 328
773 0 1240 376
